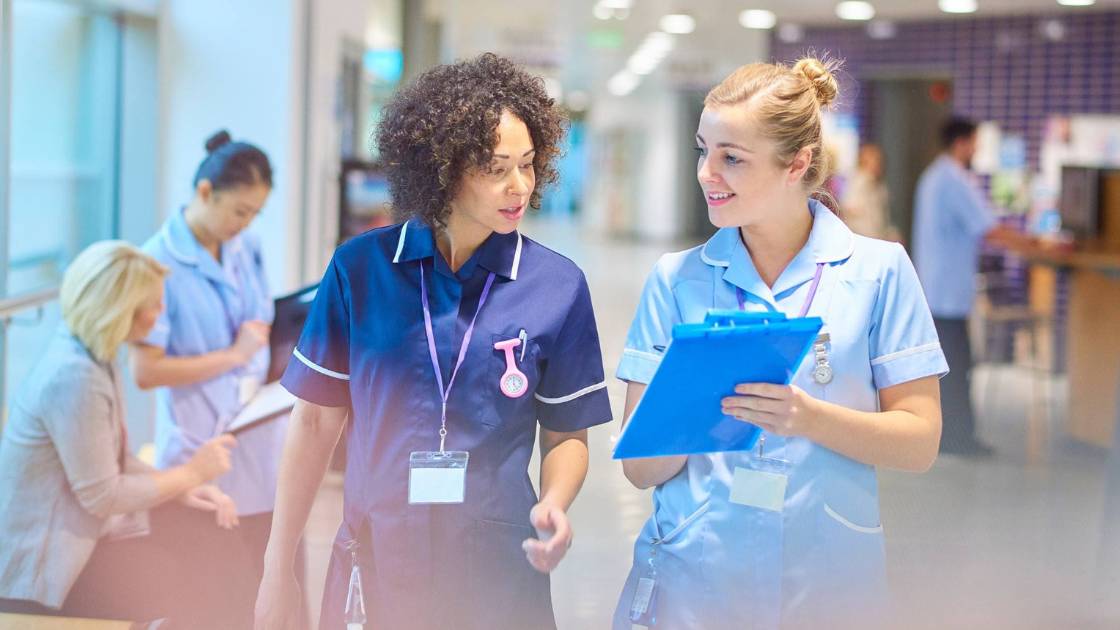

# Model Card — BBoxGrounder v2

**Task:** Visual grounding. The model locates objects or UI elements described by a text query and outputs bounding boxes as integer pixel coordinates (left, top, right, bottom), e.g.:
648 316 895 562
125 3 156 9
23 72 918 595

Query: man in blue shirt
913 117 1024 457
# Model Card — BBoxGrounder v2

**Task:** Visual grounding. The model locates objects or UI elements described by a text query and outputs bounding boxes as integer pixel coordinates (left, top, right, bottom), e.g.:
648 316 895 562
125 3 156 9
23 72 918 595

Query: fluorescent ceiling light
640 31 675 56
1039 18 1066 40
739 9 777 29
601 0 632 8
644 31 674 47
608 71 640 96
867 19 896 39
777 23 804 42
593 5 613 20
836 1 875 21
1057 0 1094 5
938 0 978 13
627 55 660 75
660 14 696 34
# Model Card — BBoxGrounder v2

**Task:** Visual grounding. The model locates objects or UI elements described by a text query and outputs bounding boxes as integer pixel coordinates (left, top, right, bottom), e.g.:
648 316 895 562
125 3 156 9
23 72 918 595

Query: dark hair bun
205 130 232 153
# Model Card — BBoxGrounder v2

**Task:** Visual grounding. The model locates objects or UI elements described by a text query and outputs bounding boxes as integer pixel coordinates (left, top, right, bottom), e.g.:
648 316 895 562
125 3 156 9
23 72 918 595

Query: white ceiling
432 0 1120 95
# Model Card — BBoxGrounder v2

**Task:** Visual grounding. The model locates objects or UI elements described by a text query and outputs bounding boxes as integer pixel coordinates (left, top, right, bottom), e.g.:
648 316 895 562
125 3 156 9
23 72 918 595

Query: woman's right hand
187 434 237 482
232 320 271 365
255 567 303 630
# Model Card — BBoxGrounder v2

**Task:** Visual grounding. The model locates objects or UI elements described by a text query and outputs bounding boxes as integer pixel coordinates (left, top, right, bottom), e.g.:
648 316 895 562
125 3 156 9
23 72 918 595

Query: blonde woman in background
0 241 253 627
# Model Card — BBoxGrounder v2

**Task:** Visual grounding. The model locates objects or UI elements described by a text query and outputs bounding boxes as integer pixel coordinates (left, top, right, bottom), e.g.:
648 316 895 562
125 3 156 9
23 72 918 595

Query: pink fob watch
493 338 529 398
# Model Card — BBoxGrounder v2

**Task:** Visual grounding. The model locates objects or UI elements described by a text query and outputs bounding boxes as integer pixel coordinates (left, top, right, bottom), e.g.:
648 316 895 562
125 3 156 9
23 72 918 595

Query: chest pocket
482 332 542 428
806 279 879 410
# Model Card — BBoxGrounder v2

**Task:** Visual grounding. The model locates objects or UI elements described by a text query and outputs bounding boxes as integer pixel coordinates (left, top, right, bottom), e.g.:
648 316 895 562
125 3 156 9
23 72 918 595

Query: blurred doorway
681 90 715 240
869 76 953 247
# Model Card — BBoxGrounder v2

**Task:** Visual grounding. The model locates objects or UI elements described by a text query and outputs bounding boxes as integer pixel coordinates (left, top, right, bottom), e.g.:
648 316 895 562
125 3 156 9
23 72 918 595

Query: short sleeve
868 244 950 389
616 255 681 384
534 271 613 433
280 255 352 408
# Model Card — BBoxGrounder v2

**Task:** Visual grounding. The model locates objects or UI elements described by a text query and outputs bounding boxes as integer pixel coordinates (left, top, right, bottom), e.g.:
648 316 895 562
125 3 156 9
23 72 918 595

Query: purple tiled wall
771 10 1120 171
771 11 1120 374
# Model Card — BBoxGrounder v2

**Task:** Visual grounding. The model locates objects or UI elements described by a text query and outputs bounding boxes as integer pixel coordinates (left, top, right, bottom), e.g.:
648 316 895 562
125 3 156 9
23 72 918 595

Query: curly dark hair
375 52 566 227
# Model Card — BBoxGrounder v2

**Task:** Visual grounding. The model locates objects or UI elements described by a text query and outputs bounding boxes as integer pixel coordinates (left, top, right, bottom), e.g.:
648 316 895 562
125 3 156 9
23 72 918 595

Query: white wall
157 0 303 293
584 30 771 241
300 0 374 279
158 0 404 289
585 84 685 241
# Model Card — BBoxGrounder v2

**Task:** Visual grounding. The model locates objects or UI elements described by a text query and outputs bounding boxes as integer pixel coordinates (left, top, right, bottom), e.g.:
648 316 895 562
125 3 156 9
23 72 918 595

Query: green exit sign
588 29 624 49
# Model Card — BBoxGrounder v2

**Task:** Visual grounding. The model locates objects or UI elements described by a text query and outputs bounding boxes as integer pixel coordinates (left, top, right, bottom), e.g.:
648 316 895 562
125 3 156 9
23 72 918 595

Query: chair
971 265 1056 463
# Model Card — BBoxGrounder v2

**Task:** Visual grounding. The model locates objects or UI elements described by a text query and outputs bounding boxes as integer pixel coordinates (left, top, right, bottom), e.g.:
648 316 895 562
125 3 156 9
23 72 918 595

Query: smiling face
448 110 536 239
695 104 809 229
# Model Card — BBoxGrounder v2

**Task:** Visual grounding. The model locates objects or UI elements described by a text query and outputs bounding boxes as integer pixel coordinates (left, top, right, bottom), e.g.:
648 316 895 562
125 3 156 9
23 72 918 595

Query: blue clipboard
613 310 823 459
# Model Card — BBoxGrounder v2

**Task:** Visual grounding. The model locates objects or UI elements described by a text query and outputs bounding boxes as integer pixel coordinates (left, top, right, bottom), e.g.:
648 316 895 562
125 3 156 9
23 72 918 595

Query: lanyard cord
419 262 496 452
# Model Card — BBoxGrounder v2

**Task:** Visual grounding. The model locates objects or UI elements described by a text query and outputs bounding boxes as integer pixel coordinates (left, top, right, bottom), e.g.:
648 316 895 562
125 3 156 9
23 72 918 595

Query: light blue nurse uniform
142 208 282 516
613 200 949 629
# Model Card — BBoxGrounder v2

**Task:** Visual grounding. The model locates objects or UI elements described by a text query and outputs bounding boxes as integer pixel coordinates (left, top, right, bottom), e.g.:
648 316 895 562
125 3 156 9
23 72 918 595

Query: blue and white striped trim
292 348 350 381
870 342 941 366
534 381 606 404
824 503 883 534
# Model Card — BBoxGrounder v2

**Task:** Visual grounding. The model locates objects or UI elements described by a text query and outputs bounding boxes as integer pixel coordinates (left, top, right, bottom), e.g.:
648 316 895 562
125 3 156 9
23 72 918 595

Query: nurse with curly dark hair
254 53 612 630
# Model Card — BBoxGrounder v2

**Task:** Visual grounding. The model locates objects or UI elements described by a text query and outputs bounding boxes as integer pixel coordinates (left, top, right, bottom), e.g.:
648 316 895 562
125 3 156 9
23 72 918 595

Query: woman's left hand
722 383 821 438
179 484 240 530
522 502 573 573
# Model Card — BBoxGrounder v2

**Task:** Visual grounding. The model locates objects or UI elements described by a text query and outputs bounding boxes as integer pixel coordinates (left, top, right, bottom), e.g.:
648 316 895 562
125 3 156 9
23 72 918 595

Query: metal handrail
1 287 60 426
0 287 59 322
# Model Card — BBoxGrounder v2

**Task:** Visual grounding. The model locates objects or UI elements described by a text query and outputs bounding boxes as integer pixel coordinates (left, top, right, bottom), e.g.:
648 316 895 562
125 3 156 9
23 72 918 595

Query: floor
300 218 1120 629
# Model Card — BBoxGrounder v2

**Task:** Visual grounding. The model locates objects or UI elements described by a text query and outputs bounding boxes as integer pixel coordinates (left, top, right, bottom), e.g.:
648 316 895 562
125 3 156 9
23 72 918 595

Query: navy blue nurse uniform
281 219 613 630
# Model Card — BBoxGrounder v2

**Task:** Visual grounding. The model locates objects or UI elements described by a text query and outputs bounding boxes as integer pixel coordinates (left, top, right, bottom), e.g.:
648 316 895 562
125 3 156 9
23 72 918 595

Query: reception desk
1014 243 1120 447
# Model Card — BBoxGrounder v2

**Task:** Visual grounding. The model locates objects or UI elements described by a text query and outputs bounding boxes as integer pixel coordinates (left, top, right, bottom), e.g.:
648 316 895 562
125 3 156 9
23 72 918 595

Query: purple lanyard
419 262 496 452
737 262 825 317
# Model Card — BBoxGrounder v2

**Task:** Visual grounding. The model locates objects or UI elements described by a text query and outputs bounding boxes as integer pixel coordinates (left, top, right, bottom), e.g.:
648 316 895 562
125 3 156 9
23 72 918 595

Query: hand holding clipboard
613 310 822 459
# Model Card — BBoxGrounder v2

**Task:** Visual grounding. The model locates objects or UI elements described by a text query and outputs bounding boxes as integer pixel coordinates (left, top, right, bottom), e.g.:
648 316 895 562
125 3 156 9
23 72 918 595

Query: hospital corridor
3 1 1120 629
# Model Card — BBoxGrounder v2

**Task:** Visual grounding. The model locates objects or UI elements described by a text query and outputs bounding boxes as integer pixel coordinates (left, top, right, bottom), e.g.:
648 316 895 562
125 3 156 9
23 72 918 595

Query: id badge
408 451 469 504
629 572 659 626
729 457 789 513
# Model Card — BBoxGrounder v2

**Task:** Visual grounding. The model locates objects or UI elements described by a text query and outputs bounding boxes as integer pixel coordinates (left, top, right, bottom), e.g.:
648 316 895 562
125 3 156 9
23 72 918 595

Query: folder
613 310 822 459
224 382 296 436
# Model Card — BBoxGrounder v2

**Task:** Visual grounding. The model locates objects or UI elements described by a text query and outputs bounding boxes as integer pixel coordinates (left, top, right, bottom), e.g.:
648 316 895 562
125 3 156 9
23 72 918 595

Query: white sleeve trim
622 348 664 364
293 348 350 381
534 381 607 405
824 503 883 534
870 342 941 367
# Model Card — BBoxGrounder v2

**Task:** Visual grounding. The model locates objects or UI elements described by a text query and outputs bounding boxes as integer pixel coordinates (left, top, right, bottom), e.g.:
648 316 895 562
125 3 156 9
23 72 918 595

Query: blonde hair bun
793 57 839 108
